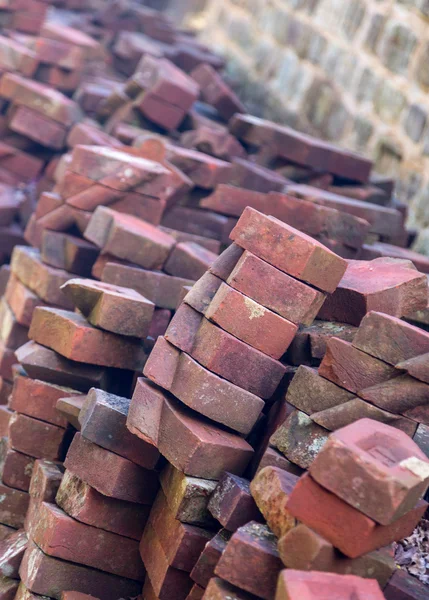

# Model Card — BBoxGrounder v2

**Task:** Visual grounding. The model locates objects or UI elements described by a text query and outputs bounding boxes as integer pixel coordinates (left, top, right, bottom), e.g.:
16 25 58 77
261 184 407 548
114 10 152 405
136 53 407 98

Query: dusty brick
0 407 12 438
161 205 236 243
127 377 165 447
8 413 67 461
184 272 223 314
0 529 27 579
166 146 232 190
164 242 217 280
29 460 63 503
56 395 84 431
7 105 67 150
4 275 46 328
41 231 99 278
286 320 358 365
0 577 18 600
0 481 29 528
208 473 261 532
190 64 245 121
0 439 34 492
190 530 231 588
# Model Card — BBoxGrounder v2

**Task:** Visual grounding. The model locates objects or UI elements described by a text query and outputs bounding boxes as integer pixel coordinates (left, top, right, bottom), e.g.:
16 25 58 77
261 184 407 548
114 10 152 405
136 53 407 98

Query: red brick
0 299 28 350
318 259 428 325
186 584 204 600
127 377 165 447
255 447 304 477
28 459 63 503
159 227 221 254
0 342 14 382
181 127 246 161
9 412 67 461
162 206 235 243
184 272 223 314
0 525 15 542
286 320 358 365
0 481 29 528
64 433 158 504
41 231 99 278
166 146 232 190
35 36 84 71
0 528 27 579
309 418 429 524
144 337 263 435
29 307 147 370
164 242 217 280
40 22 102 59
318 338 400 394
398 353 429 386
165 304 286 398
0 439 34 491
0 35 38 77
275 569 385 600
84 206 175 269
383 568 428 600
215 521 283 599
0 407 12 438
56 470 149 541
203 578 258 599
0 577 18 600
56 395 84 430
0 378 12 405
61 594 100 600
190 64 245 121
230 207 347 293
208 472 261 532
7 105 67 150
287 473 427 558
20 540 141 599
4 274 45 328
79 388 160 468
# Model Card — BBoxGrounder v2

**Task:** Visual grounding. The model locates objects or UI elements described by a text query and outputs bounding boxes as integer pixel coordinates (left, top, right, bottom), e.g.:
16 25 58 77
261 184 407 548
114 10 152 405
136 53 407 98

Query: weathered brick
9 413 67 461
383 568 428 600
0 529 27 579
29 460 63 503
164 242 217 280
0 439 34 491
190 530 231 588
0 481 29 528
208 472 261 532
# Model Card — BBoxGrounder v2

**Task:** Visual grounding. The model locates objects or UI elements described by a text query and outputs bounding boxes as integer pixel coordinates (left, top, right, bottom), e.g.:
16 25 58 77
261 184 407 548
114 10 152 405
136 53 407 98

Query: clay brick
56 395 84 431
8 412 67 461
159 227 221 254
186 584 204 600
29 460 63 503
204 282 297 359
318 259 428 326
66 123 121 149
159 463 217 526
164 242 217 280
127 377 165 447
61 278 154 338
208 472 261 532
318 338 399 394
215 522 283 599
20 540 141 600
0 407 12 438
0 529 27 579
287 473 427 558
4 274 46 328
0 525 15 542
139 523 193 600
9 376 81 428
64 433 158 504
190 64 245 121
255 447 304 477
154 386 253 479
286 366 356 414
149 491 213 572
15 342 112 393
397 353 429 385
181 127 246 161
0 577 18 600
309 419 429 525
0 266 10 297
0 378 12 405
27 501 144 580
144 337 263 434
102 262 194 310
353 311 429 365
79 388 160 469
277 526 395 587
8 105 67 150
270 410 329 469
287 320 358 365
311 398 418 436
0 481 29 528
166 146 232 190
184 272 223 314
29 307 146 370
190 530 231 588
0 34 38 77
56 470 149 541
41 231 99 278
275 569 385 600
203 578 258 599
230 207 347 293
384 568 428 600
84 206 175 269
165 304 286 398
61 594 100 600
10 246 73 309
40 22 102 59
161 205 236 243
35 36 84 71
0 299 28 350
0 439 34 491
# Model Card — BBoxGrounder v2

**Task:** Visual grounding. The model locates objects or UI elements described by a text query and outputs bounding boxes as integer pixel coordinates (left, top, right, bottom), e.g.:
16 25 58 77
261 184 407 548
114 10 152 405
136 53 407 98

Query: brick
64 433 158 504
181 127 246 161
0 378 12 405
277 526 395 587
165 304 286 398
0 407 12 438
84 207 175 269
8 413 67 461
190 64 245 121
7 105 67 150
56 470 149 541
203 578 258 599
384 568 428 600
35 36 84 71
186 585 204 600
27 501 144 580
0 34 38 77
15 342 112 393
9 376 80 428
102 262 194 310
398 353 429 386
20 540 141 600
41 232 99 278
61 278 154 338
79 388 160 469
159 227 221 254
162 206 236 243
166 146 232 190
29 308 146 370
164 242 217 281
270 410 329 469
0 577 18 600
208 473 261 532
0 525 15 542
215 522 283 599
40 22 101 59
286 366 356 414
56 395 83 431
311 398 418 436
204 283 297 359
0 529 27 579
0 481 29 528
287 473 427 558
0 299 28 350
4 275 45 328
140 523 193 600
149 490 213 572
144 337 263 434
29 460 63 503
287 320 358 365
230 208 347 293
159 463 216 526
184 272 223 314
318 338 399 394
127 377 165 447
309 419 429 525
66 123 121 149
275 569 385 600
190 530 231 588
318 259 428 325
0 266 10 297
154 386 253 479
353 311 429 365
0 439 34 492
10 246 73 309
255 447 304 477
61 594 100 600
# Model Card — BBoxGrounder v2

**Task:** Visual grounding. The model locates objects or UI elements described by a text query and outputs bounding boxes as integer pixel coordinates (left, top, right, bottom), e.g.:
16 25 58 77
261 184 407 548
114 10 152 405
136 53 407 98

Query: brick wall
179 0 429 231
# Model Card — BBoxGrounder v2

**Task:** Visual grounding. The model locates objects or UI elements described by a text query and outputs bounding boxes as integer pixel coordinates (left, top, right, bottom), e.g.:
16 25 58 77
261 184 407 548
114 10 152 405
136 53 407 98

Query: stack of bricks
0 0 49 35
272 309 429 472
0 185 26 267
126 206 350 598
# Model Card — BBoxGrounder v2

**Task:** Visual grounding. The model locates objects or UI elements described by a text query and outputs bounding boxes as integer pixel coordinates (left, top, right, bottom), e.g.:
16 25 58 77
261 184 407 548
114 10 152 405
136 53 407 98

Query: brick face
175 0 429 231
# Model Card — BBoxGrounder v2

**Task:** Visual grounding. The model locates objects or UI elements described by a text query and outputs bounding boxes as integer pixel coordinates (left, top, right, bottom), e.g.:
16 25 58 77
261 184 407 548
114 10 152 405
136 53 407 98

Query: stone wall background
171 0 429 232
